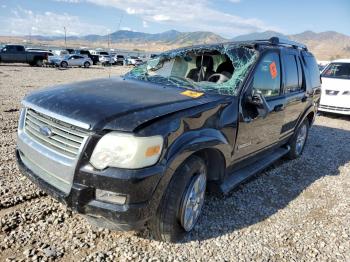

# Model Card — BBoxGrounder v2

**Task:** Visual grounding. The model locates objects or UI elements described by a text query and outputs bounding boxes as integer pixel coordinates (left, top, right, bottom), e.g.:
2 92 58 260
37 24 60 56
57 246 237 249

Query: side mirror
245 90 271 118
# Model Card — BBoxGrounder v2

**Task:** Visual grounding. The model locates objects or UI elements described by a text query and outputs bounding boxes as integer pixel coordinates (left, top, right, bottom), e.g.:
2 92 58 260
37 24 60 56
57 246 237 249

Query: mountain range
1 30 349 60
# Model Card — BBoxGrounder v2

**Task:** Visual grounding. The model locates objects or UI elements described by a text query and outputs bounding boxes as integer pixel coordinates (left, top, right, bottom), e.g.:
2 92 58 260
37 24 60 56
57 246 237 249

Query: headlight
90 132 163 169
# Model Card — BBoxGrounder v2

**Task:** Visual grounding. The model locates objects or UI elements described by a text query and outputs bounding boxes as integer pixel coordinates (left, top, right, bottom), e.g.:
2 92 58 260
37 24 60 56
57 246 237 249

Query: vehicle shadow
0 64 31 67
318 111 350 121
178 124 350 242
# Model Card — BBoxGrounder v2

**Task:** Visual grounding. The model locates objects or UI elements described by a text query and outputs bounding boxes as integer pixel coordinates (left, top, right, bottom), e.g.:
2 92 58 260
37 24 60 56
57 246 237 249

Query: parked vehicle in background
317 60 329 72
52 49 70 57
16 37 321 242
74 49 99 65
99 54 113 66
53 54 92 68
124 56 143 66
318 59 350 115
0 45 49 66
65 48 75 54
112 54 125 65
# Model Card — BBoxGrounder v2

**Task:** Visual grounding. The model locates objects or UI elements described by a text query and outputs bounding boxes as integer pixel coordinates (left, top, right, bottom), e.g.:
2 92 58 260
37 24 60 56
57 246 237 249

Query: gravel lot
0 65 349 261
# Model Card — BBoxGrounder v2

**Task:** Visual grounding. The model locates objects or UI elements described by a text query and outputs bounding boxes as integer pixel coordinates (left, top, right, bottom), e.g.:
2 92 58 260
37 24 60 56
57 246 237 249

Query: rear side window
322 63 350 79
303 54 321 87
283 54 301 93
16 46 25 52
253 52 281 97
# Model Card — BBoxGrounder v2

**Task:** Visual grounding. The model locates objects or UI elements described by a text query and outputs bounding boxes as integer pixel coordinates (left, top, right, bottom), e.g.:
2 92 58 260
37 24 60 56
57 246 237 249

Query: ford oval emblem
39 126 53 137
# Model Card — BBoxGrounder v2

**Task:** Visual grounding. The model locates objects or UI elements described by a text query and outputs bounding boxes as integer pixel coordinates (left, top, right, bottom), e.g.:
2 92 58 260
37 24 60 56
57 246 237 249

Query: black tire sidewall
61 61 68 68
150 155 207 242
287 119 309 159
84 62 90 68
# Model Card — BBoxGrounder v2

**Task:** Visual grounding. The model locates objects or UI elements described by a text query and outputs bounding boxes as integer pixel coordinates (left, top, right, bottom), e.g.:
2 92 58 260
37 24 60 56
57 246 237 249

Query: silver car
56 55 92 68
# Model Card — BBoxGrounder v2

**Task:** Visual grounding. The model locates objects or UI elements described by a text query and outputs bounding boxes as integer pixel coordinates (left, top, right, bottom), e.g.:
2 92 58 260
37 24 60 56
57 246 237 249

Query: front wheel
36 59 43 67
83 61 90 68
60 61 68 68
149 155 207 242
286 119 309 159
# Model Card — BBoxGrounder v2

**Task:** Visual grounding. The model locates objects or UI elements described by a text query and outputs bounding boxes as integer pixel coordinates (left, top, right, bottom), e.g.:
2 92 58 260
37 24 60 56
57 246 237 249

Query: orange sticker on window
181 90 204 98
269 61 277 79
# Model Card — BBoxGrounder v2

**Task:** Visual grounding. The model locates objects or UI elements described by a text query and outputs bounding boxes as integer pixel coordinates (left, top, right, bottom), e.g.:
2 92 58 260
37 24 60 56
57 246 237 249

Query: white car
125 56 143 66
55 55 92 68
319 59 350 115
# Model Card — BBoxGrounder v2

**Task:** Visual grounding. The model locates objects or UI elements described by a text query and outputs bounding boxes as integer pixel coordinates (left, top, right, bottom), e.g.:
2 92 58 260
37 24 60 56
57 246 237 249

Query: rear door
14 46 26 62
234 50 285 161
279 49 308 139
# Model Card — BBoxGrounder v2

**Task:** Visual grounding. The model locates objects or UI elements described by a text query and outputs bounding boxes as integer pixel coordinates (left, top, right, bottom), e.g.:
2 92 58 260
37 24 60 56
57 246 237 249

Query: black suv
16 37 321 242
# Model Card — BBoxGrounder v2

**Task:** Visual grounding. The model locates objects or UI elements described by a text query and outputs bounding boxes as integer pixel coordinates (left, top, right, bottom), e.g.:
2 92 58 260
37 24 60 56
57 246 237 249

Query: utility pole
64 26 67 48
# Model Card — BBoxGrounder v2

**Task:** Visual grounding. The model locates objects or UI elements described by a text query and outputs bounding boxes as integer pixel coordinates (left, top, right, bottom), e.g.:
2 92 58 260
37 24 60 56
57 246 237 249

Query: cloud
1 4 7 8
142 20 149 28
1 7 110 36
86 0 279 37
53 0 82 3
120 26 132 31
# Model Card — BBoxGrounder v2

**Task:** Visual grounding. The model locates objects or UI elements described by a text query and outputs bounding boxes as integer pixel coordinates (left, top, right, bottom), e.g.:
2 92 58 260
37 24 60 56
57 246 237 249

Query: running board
220 146 290 194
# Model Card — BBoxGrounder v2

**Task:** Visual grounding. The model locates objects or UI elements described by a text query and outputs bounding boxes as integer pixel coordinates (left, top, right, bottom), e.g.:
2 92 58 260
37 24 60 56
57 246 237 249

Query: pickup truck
0 45 49 66
16 37 321 242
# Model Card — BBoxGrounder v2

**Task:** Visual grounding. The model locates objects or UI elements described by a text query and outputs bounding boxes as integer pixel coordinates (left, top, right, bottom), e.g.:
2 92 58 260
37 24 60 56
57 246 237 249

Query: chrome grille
24 109 89 158
325 90 339 96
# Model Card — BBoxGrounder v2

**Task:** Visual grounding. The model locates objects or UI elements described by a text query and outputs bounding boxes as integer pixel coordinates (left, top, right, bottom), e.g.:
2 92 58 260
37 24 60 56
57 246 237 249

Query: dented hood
23 77 226 131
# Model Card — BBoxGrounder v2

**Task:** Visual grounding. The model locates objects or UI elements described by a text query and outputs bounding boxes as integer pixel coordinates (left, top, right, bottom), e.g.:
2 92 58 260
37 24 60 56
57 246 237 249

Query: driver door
233 51 285 161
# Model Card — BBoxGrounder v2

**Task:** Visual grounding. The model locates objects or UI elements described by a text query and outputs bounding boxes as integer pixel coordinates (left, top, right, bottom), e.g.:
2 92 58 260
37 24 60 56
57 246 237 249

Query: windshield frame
125 43 258 96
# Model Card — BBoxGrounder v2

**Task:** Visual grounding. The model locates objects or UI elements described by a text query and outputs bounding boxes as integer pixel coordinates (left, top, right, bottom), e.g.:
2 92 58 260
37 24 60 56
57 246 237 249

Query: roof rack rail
256 37 308 51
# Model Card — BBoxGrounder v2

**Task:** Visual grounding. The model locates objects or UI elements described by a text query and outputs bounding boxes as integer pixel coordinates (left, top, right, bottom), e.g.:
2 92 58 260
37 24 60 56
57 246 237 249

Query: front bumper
16 149 165 230
318 104 350 115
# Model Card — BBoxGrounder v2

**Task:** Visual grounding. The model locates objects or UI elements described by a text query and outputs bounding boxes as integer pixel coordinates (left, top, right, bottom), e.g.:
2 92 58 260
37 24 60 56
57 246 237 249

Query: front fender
164 128 231 171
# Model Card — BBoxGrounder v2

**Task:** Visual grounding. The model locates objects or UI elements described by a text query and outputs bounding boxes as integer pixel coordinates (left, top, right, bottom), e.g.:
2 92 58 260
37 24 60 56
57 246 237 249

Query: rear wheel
60 61 68 68
36 59 43 67
149 155 207 242
286 119 309 159
83 61 90 68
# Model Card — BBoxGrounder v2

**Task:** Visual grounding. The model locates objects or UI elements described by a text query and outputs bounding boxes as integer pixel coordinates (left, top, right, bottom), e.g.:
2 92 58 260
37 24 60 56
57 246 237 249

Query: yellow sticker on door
181 90 204 98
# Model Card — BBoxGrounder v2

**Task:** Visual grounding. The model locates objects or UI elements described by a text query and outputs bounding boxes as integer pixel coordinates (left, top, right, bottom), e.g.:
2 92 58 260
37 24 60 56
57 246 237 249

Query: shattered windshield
125 44 257 96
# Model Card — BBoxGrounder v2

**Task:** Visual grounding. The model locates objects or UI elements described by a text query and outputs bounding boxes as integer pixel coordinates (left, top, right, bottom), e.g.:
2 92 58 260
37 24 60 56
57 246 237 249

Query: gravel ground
0 65 349 261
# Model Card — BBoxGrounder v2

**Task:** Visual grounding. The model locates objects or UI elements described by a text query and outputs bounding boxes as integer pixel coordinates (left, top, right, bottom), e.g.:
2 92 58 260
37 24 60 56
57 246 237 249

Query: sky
0 0 349 38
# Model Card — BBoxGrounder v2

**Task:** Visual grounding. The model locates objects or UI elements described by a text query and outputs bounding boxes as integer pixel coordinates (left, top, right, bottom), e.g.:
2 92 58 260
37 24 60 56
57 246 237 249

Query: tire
60 61 68 68
286 119 309 160
36 59 43 67
83 61 90 68
149 155 207 242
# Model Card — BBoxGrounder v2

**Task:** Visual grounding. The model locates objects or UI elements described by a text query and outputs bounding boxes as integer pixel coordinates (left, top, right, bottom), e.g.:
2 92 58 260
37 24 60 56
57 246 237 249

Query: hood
321 77 350 92
23 77 227 131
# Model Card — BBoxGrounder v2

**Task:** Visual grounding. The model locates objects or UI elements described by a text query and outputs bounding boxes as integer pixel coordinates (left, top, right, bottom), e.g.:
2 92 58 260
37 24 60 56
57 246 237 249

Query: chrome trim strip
22 100 91 130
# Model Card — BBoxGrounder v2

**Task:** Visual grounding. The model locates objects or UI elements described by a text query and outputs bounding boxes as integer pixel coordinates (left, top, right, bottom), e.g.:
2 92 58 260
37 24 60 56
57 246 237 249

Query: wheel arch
146 130 231 217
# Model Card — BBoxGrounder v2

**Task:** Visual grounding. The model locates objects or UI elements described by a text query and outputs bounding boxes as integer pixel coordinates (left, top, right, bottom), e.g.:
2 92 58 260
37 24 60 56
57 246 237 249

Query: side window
283 54 301 93
253 52 281 97
16 46 25 52
304 54 321 87
6 46 16 52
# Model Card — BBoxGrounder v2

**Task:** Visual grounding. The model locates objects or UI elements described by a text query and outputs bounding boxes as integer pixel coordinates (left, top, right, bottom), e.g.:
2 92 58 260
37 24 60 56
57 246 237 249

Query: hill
0 30 349 60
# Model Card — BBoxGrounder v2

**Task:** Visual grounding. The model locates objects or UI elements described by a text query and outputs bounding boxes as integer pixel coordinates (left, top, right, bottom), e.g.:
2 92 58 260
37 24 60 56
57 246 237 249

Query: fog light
95 189 126 205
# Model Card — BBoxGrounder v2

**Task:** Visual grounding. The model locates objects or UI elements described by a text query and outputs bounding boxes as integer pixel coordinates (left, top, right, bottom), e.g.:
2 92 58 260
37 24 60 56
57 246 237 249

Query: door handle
273 104 284 112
